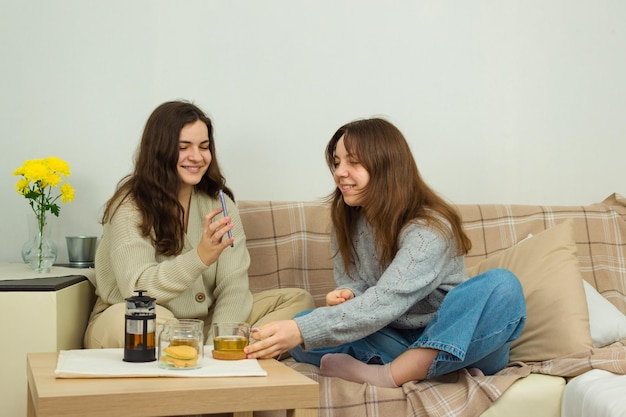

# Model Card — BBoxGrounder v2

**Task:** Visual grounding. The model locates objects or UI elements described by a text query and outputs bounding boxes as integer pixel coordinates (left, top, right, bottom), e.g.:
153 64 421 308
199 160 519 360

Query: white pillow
582 280 626 347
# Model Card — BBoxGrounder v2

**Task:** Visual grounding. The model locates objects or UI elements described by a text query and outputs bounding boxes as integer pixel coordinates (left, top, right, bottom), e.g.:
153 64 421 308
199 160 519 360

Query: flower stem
35 190 46 270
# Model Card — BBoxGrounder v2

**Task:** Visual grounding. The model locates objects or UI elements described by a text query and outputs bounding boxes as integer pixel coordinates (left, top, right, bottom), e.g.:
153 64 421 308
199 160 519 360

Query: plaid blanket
259 341 625 417
239 194 626 417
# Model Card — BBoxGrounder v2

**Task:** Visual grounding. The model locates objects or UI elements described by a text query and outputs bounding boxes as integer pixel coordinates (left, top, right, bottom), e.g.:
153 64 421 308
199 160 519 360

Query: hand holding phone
219 189 234 247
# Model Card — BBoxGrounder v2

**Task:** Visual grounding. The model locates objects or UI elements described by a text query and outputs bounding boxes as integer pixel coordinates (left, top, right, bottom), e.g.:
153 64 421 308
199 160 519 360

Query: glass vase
21 213 57 272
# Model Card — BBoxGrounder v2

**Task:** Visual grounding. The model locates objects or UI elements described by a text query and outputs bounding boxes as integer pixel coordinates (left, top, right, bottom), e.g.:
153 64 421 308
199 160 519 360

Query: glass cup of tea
158 318 204 369
212 322 250 360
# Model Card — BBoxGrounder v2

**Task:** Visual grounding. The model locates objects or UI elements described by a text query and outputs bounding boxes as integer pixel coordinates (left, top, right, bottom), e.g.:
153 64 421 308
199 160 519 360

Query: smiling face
177 119 211 192
332 135 370 207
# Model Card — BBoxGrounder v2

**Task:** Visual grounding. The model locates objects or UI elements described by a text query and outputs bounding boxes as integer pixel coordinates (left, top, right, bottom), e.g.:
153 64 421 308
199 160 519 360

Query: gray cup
66 236 97 266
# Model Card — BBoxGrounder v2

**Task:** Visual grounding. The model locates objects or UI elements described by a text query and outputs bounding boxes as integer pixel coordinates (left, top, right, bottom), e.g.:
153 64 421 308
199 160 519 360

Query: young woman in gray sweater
245 117 526 387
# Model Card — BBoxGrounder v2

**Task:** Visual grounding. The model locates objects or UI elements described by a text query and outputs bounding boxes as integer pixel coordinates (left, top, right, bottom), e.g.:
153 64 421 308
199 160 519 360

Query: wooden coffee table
27 352 319 417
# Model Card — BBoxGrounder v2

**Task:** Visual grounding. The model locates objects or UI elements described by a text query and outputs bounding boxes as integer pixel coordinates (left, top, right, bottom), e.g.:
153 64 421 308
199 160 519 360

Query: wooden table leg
233 412 253 417
27 381 36 417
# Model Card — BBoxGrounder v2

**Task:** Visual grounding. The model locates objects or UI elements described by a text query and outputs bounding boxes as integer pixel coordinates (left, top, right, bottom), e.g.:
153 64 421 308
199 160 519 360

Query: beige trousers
84 288 315 349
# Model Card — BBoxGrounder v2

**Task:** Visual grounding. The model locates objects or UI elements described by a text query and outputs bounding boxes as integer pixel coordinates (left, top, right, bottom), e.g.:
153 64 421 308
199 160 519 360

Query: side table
0 262 95 417
27 352 319 417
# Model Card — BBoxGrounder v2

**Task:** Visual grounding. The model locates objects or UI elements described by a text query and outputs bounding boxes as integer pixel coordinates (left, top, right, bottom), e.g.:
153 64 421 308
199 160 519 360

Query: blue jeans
289 268 526 377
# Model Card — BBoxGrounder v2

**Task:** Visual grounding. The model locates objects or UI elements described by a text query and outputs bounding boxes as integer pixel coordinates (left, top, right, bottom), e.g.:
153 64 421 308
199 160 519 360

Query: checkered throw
239 194 626 417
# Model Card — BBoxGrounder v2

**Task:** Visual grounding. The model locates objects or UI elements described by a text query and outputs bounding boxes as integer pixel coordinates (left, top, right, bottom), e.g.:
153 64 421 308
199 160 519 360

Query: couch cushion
238 201 334 307
459 193 626 316
480 374 566 417
467 219 593 362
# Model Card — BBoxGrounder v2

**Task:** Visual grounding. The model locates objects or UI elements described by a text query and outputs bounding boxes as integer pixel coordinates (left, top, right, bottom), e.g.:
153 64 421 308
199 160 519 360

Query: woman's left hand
244 320 303 359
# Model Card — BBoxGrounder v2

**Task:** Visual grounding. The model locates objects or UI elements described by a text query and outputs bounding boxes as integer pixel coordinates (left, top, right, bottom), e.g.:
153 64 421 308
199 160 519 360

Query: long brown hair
325 117 471 271
101 100 234 256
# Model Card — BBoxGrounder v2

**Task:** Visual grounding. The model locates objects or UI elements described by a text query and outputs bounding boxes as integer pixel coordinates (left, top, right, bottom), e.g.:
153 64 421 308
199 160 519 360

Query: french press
123 290 156 362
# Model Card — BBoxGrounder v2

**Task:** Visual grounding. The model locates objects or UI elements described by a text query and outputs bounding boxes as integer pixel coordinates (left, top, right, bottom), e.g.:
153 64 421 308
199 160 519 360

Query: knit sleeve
97 199 208 303
330 231 369 296
294 222 466 350
93 194 253 326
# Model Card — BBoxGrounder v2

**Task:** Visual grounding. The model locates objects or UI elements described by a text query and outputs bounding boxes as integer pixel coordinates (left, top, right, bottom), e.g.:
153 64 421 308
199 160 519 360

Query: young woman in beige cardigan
84 100 313 348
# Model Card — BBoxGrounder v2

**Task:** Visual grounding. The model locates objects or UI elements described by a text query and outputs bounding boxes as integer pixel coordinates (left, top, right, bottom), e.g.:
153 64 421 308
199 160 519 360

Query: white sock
319 353 398 388
467 367 485 377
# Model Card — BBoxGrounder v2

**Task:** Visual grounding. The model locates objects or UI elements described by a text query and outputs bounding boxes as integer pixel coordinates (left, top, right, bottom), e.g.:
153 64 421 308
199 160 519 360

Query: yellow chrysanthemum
13 156 74 222
45 156 71 177
44 172 62 187
60 183 75 203
15 178 30 195
21 160 49 183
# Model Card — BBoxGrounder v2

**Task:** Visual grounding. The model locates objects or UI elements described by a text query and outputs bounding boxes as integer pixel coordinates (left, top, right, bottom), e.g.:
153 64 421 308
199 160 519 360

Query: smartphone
218 189 234 247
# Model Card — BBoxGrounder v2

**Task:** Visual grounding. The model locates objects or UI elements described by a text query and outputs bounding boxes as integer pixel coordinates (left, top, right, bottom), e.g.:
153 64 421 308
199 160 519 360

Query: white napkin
55 346 267 378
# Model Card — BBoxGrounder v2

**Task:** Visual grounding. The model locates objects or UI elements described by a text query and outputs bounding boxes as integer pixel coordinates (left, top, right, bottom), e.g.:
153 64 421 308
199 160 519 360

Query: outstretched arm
244 320 303 359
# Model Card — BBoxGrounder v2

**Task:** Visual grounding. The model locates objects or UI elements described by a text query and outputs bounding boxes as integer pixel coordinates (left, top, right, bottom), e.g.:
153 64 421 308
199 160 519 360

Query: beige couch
238 193 626 417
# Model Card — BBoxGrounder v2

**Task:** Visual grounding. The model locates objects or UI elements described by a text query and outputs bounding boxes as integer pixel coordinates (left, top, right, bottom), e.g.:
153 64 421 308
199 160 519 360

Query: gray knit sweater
294 215 468 350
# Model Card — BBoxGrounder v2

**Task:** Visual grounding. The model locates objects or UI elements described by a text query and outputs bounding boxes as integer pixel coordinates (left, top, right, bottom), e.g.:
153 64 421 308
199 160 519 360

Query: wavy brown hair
325 118 471 271
101 100 234 256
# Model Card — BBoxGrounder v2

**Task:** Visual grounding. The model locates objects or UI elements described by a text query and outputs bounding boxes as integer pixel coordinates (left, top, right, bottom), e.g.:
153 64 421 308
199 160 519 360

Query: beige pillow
467 219 592 362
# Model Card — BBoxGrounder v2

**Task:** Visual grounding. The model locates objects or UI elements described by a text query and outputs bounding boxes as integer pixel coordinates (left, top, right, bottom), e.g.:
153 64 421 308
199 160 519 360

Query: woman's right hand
245 320 304 359
326 288 355 306
197 207 235 266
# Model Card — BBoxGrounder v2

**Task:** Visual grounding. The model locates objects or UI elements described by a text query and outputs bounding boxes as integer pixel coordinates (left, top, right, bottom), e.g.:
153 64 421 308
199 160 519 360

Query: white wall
1 0 624 263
